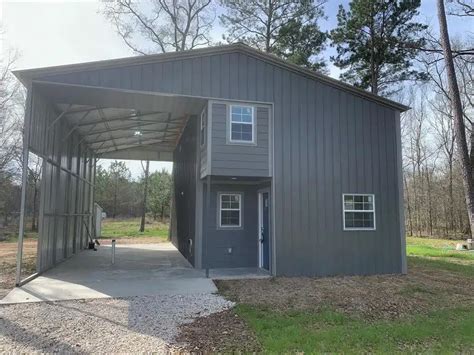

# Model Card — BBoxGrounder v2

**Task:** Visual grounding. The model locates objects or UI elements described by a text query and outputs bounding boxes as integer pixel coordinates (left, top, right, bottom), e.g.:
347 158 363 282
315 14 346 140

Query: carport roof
32 81 207 161
13 43 409 112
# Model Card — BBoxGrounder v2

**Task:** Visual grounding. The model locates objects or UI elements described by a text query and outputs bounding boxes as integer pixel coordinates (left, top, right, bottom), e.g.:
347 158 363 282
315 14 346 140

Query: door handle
259 226 264 242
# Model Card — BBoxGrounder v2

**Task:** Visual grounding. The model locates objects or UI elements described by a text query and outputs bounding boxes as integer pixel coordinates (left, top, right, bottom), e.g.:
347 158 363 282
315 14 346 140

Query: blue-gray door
260 192 270 270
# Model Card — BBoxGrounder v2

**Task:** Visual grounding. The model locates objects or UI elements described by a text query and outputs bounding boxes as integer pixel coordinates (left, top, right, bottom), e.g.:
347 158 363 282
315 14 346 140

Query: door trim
257 188 270 269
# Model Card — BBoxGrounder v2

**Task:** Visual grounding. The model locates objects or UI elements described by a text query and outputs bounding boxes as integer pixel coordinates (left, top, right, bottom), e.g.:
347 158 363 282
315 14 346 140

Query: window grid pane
220 194 241 227
230 106 253 142
231 122 253 141
343 194 375 230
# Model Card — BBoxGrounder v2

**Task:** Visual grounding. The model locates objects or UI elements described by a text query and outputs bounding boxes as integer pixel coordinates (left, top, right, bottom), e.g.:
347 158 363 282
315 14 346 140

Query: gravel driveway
0 293 234 353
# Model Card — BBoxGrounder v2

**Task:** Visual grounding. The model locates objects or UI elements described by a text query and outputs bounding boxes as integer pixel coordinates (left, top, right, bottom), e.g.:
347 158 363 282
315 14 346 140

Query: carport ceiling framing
53 103 189 158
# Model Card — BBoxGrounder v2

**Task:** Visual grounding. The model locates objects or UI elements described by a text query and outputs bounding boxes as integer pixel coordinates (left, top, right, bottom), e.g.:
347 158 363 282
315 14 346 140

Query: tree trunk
265 0 273 52
31 182 38 232
426 168 433 236
369 3 377 95
437 0 474 237
448 159 454 232
113 181 117 219
139 160 150 233
404 175 414 236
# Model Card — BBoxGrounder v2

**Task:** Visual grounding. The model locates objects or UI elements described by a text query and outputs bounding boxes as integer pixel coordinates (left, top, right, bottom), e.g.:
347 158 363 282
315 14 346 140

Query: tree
95 161 132 218
273 19 327 71
139 160 150 232
330 0 427 96
418 35 474 234
149 169 172 221
0 43 23 227
437 0 474 237
102 0 214 54
27 155 42 231
219 0 326 56
449 0 474 17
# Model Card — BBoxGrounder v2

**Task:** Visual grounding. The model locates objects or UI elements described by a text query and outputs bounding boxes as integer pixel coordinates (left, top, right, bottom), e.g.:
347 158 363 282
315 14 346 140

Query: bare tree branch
101 0 214 54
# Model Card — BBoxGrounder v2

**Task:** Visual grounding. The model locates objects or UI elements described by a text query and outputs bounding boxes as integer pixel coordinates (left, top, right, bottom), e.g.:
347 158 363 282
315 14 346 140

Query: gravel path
0 293 234 353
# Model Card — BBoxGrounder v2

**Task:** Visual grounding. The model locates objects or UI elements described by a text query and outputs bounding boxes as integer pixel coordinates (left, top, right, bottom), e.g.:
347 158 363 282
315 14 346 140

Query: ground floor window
343 194 376 230
219 193 242 228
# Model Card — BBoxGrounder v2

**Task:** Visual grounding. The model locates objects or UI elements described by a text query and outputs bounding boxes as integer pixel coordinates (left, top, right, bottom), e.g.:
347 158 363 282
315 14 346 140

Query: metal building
13 44 408 285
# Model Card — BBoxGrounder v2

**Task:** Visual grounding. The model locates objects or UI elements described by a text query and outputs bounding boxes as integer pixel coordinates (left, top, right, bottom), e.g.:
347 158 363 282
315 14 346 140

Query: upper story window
200 109 206 146
230 105 254 143
219 193 242 228
343 194 376 231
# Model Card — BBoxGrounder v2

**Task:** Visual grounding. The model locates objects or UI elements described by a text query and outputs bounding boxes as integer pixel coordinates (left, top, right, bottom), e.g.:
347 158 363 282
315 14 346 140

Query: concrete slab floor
210 267 271 280
1 243 217 304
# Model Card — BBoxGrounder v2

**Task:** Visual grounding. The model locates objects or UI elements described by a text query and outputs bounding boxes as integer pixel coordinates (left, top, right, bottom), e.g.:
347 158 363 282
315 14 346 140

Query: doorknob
259 226 264 242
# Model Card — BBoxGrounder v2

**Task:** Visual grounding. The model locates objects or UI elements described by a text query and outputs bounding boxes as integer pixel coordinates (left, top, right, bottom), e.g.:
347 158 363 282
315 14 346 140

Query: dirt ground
216 261 474 320
175 310 261 353
176 259 474 352
0 239 37 298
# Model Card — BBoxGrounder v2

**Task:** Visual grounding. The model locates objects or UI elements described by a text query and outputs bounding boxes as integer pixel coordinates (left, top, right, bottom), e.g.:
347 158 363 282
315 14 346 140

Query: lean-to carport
14 79 206 286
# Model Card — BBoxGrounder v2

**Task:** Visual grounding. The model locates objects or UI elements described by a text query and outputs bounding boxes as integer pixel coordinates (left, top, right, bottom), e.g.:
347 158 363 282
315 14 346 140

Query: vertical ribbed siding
31 88 93 272
173 117 198 266
40 50 404 276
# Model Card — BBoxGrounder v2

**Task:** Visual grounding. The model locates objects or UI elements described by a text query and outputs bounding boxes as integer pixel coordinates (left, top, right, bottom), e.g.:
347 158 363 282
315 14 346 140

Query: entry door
259 192 270 270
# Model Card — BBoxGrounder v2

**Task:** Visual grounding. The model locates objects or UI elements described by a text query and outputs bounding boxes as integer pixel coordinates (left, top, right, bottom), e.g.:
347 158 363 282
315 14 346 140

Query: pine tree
331 0 427 96
273 19 327 72
219 0 326 58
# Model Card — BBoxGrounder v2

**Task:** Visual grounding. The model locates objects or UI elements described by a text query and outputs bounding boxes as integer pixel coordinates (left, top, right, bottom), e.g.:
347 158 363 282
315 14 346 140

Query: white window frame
218 193 242 228
200 109 206 147
342 193 376 231
229 105 255 144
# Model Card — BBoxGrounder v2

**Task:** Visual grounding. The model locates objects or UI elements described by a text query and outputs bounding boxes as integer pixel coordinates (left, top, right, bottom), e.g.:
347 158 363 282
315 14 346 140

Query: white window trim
200 109 206 147
342 193 376 231
229 104 256 144
218 193 242 228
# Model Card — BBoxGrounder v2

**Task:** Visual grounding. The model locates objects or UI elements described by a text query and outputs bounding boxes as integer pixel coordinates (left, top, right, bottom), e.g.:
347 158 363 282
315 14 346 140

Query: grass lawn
212 236 474 353
100 218 169 241
236 305 474 353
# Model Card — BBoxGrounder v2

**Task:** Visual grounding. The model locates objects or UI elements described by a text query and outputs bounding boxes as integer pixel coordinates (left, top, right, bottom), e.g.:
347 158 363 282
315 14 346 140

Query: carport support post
16 87 33 286
111 239 116 264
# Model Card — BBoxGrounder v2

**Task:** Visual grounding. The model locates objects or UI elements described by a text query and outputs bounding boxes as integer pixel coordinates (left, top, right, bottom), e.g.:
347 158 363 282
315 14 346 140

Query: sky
1 0 471 178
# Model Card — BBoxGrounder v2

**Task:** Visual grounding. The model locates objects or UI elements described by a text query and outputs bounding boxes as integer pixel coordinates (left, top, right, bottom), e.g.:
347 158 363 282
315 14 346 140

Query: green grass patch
406 236 461 248
236 305 474 353
407 244 474 260
406 236 474 277
100 218 169 240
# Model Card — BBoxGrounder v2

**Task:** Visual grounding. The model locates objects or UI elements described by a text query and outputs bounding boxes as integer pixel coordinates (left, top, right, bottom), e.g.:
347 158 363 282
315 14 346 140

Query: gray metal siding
31 87 93 273
200 108 208 178
202 183 258 269
37 50 403 276
210 102 270 177
172 116 198 265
